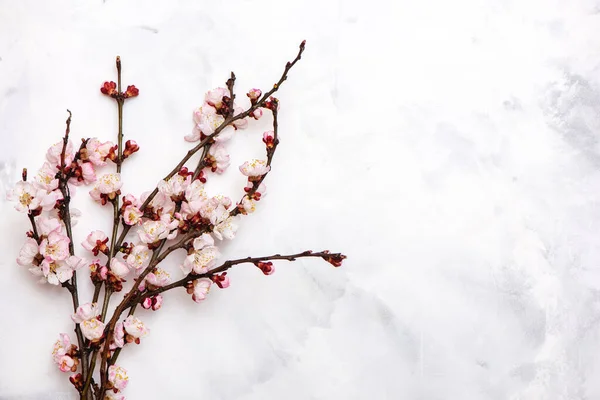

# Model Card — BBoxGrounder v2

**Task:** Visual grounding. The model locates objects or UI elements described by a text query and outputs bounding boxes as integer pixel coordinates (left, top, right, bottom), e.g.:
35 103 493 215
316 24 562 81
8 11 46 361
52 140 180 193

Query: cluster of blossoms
9 42 345 399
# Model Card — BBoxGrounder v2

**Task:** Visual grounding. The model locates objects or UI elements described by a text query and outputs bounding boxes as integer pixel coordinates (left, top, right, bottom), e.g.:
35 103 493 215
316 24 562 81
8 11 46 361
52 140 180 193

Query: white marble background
2 0 600 399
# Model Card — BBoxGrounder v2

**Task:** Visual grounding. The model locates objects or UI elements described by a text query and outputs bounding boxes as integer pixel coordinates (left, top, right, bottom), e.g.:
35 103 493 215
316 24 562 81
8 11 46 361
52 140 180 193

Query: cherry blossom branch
27 213 39 240
57 111 89 395
9 41 333 399
111 42 305 250
141 250 344 303
96 231 195 396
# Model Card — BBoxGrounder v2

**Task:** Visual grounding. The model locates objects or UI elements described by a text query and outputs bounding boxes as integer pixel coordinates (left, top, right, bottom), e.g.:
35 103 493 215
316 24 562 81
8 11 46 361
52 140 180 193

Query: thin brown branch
140 250 343 303
111 42 305 251
56 111 89 396
96 43 307 398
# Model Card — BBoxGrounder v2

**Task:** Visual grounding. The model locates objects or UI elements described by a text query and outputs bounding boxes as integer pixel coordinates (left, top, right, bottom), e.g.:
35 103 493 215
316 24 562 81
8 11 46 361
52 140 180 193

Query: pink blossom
194 104 223 135
112 322 125 349
192 278 212 302
39 231 70 261
213 216 239 241
17 238 39 267
145 268 171 287
52 333 71 363
214 125 235 143
181 234 220 274
256 261 275 275
244 181 267 198
208 144 230 174
81 318 105 341
199 196 231 226
81 230 109 256
241 196 257 214
96 173 122 194
212 272 230 289
43 256 85 285
126 245 151 271
71 302 100 324
123 316 149 339
9 181 43 213
33 162 59 191
152 294 163 310
110 257 129 278
123 205 143 225
193 233 214 249
105 392 126 400
184 125 202 142
86 138 115 166
46 140 74 166
52 333 76 372
205 87 230 109
28 265 46 283
158 174 190 198
39 189 63 211
58 355 75 372
89 187 102 203
138 220 166 244
262 130 275 148
140 191 175 215
247 88 262 102
108 365 129 391
184 180 207 202
252 108 263 120
142 297 153 309
78 161 97 185
232 106 248 129
37 216 61 236
122 193 140 208
239 159 270 179
90 261 108 282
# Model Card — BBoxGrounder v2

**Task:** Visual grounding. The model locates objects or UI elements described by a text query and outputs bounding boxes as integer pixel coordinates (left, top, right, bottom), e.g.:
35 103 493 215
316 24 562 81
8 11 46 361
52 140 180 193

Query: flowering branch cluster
9 41 345 399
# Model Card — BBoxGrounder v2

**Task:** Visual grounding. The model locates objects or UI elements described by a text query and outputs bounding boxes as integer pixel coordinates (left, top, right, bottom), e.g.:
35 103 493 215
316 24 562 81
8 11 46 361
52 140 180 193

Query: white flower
46 140 74 166
81 318 105 341
192 278 212 302
158 174 190 198
71 302 100 324
145 268 171 287
96 173 122 194
43 256 86 285
33 162 59 191
208 144 230 174
205 87 230 109
110 257 129 278
181 234 220 275
17 238 39 267
108 365 129 391
9 181 43 213
213 216 239 241
239 159 270 178
123 316 149 339
126 245 151 271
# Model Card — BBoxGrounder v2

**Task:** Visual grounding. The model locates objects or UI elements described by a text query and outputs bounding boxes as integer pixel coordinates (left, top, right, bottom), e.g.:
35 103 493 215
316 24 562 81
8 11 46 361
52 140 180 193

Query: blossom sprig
10 41 346 399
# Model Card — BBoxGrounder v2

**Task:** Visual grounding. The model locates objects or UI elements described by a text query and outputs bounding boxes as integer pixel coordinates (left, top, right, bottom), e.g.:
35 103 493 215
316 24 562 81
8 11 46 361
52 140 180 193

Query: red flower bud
322 252 346 267
124 85 139 98
123 140 139 159
211 272 230 288
255 261 275 275
264 96 279 111
100 81 117 97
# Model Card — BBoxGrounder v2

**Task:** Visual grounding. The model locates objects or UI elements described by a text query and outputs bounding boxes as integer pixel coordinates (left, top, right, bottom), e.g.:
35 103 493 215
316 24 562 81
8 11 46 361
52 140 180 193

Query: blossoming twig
10 40 345 400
